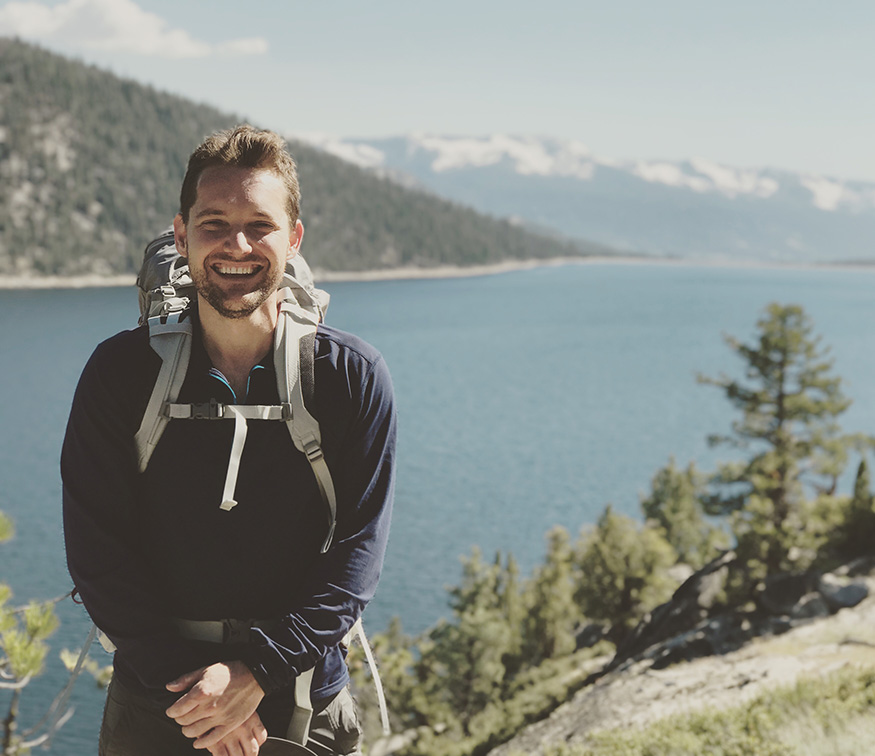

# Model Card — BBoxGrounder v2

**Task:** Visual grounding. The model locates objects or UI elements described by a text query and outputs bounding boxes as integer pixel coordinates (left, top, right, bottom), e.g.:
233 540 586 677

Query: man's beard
190 264 284 319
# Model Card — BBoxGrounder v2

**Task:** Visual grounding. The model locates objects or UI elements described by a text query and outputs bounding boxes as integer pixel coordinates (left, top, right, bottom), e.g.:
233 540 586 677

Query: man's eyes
199 221 276 232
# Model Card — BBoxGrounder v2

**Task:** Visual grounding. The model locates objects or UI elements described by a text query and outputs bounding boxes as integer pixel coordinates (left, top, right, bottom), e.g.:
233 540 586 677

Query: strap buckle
191 398 224 419
302 438 324 463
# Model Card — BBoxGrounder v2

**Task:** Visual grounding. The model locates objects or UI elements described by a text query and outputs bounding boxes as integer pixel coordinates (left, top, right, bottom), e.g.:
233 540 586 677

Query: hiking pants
98 675 362 756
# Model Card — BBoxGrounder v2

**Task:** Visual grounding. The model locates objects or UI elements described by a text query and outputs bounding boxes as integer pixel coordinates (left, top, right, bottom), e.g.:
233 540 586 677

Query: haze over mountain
301 134 875 265
0 39 605 282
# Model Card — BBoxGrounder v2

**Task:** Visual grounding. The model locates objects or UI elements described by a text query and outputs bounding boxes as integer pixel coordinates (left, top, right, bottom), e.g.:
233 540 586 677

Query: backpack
134 229 336 548
65 230 389 744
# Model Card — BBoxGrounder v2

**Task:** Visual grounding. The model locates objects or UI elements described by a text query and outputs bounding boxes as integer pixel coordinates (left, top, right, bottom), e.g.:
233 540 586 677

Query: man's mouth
211 263 264 277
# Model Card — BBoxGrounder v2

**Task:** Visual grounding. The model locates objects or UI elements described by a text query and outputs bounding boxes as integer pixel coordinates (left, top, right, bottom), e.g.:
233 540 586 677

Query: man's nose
225 230 253 255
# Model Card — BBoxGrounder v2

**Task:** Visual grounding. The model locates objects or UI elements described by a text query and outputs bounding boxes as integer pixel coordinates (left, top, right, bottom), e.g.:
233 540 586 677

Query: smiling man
62 126 396 756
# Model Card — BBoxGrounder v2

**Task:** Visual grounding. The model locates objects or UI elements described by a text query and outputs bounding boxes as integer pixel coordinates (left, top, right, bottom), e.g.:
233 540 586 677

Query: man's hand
202 713 268 756
166 661 266 752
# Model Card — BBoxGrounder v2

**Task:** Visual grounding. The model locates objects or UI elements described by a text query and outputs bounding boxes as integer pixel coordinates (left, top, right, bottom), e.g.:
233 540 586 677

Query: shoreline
0 255 872 291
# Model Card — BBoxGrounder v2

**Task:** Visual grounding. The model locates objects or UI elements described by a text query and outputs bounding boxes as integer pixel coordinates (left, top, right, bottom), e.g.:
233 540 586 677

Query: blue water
1 262 873 753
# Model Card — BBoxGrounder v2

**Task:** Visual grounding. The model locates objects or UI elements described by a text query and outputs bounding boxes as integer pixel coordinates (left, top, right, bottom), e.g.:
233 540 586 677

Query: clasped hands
166 660 267 756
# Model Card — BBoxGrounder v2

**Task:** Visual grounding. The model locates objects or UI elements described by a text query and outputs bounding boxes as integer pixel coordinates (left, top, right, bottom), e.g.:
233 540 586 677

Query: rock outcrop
487 558 875 756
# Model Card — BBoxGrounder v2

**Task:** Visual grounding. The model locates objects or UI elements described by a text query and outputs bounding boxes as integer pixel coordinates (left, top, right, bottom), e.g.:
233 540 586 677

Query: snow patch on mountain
629 158 780 199
798 175 869 212
292 132 386 170
296 133 875 215
689 158 780 199
632 161 711 194
407 134 596 180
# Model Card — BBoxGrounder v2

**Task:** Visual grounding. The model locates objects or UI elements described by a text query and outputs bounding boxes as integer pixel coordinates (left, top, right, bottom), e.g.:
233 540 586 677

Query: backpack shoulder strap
134 311 194 473
274 289 337 553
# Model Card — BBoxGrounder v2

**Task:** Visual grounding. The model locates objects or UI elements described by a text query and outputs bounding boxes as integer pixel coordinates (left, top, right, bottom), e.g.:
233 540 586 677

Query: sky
2 0 875 182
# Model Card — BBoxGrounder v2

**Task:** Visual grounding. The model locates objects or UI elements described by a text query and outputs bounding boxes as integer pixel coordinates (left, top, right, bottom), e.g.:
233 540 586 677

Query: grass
535 665 875 756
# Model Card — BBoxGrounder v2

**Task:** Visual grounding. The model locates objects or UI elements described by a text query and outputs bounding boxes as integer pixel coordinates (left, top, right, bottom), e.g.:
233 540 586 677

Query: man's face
174 165 303 320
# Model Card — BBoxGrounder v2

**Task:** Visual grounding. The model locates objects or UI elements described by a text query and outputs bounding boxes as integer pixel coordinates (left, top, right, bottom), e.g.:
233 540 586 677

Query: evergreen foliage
698 303 871 582
0 38 606 279
0 511 67 754
357 303 873 756
828 458 875 560
522 527 580 663
574 506 678 643
640 458 729 569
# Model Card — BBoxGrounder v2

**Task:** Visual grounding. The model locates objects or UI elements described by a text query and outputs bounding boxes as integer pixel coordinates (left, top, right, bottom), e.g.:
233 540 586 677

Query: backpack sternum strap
275 291 337 554
163 402 291 421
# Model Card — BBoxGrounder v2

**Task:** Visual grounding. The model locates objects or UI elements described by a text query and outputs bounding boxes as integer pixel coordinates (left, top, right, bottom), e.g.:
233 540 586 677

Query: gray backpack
134 229 335 546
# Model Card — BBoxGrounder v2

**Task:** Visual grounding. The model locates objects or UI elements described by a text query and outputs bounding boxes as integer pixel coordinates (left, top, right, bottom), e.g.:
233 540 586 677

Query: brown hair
179 125 301 224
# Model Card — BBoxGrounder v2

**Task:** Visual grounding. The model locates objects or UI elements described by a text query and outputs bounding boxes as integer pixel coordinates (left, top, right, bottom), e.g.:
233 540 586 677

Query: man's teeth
215 264 258 275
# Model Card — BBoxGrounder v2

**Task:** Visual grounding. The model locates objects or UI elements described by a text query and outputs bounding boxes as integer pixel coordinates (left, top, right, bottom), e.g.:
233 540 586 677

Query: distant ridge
302 134 875 264
0 39 614 281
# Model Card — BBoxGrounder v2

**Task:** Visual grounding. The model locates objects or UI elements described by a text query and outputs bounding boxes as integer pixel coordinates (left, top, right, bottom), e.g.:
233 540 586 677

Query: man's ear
173 214 188 258
287 220 304 261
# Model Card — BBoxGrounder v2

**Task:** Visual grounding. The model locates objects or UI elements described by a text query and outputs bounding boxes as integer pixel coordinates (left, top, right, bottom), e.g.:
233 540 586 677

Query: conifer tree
0 510 74 755
417 548 516 734
496 553 526 678
698 303 866 579
641 458 729 569
522 527 582 663
830 458 875 560
574 506 677 643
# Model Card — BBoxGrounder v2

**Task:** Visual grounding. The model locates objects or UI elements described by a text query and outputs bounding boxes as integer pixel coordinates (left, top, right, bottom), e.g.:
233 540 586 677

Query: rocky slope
487 561 875 755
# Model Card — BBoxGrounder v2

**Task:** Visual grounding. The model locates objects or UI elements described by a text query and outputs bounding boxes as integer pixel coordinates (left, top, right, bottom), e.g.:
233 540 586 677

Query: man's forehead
196 165 283 190
192 166 287 210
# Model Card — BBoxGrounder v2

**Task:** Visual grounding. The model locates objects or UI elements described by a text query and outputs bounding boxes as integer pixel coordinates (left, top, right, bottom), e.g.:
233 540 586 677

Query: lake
1 261 873 753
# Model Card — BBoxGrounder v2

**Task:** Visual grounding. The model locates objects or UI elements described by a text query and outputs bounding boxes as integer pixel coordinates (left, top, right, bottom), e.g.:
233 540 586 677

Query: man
62 126 396 756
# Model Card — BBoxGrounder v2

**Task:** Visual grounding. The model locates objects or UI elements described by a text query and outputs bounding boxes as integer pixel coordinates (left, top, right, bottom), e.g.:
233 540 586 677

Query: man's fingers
192 722 231 748
167 667 206 693
182 717 223 741
205 740 231 756
166 688 207 721
199 713 267 755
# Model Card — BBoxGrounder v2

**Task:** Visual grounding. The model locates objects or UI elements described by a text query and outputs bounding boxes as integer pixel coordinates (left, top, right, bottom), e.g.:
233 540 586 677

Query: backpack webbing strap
275 291 337 553
219 405 247 511
164 403 290 420
134 314 193 473
288 667 315 745
344 618 391 736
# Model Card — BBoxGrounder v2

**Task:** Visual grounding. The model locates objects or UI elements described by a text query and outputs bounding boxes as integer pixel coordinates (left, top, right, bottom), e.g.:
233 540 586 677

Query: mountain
300 134 875 264
0 39 610 282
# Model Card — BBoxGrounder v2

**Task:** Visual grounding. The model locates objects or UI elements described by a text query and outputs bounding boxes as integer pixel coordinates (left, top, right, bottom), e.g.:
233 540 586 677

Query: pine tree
414 548 517 734
574 506 677 644
830 458 875 560
699 303 866 579
0 511 71 755
641 458 729 569
522 527 582 663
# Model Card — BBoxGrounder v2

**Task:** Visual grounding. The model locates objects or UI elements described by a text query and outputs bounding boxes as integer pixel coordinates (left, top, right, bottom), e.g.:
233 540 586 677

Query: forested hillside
0 39 608 279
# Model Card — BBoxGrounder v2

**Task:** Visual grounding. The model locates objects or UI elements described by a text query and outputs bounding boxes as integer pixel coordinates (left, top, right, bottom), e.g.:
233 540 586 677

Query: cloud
0 0 269 58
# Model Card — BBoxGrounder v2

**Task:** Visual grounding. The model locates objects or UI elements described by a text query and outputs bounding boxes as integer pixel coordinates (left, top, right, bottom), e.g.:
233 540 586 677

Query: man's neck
197 295 277 399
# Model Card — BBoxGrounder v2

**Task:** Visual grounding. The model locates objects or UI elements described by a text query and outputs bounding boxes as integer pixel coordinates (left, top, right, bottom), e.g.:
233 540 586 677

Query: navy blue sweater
62 319 395 705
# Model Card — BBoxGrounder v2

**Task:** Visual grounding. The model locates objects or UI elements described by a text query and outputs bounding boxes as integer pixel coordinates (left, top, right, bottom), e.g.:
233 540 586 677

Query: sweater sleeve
240 350 397 694
61 334 215 691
